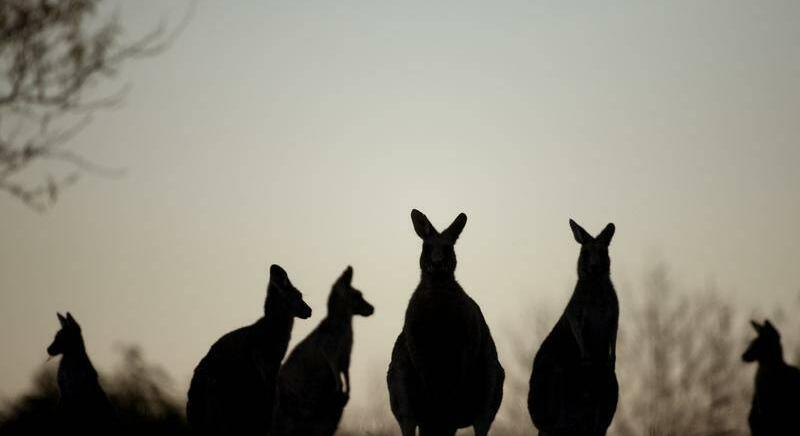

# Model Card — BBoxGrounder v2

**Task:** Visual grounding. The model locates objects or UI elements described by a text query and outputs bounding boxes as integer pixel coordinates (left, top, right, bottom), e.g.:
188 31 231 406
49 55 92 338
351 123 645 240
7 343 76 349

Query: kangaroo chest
566 289 618 357
754 367 797 409
407 291 481 361
582 303 616 329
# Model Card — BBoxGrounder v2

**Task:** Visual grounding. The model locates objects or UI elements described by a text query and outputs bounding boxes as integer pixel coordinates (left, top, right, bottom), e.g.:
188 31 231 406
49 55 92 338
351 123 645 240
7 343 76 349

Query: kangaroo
47 312 115 432
388 209 504 436
528 219 619 436
273 266 375 436
743 319 800 436
186 264 312 435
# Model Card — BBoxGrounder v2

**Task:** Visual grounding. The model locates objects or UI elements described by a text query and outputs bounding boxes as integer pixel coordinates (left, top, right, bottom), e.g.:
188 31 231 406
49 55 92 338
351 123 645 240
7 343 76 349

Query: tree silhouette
0 0 191 211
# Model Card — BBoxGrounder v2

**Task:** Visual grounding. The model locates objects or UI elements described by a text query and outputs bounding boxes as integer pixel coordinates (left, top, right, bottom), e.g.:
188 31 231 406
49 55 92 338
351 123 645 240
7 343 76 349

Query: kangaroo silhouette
528 219 619 436
186 264 312 435
47 312 115 432
743 319 800 436
388 209 504 436
272 266 375 436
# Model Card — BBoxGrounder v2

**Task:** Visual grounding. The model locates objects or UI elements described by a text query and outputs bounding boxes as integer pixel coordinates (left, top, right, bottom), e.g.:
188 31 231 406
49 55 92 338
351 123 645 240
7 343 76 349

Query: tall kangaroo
743 319 800 436
47 312 115 432
273 266 375 436
388 209 504 436
186 264 312 435
528 219 619 436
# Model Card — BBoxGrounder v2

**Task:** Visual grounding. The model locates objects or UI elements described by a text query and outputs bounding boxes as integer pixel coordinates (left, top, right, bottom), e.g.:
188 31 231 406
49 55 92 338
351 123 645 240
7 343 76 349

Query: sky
1 0 799 424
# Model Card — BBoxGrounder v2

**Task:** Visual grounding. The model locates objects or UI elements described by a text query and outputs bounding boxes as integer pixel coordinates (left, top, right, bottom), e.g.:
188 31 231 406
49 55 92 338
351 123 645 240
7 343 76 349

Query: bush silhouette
0 345 189 436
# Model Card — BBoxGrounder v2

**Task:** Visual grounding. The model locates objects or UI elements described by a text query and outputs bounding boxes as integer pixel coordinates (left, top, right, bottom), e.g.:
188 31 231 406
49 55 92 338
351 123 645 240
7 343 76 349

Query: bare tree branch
0 0 195 212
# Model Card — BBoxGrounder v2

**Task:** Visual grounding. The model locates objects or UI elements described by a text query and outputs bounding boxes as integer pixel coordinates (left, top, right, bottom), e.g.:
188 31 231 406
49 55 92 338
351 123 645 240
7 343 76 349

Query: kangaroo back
186 265 312 435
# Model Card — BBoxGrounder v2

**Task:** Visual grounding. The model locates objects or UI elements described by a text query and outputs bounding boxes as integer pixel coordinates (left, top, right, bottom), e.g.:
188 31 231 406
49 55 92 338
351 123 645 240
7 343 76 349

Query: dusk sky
1 0 799 425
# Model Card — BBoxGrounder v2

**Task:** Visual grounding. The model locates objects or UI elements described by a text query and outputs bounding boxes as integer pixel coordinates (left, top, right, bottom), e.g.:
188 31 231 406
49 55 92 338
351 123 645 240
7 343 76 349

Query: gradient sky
1 0 799 424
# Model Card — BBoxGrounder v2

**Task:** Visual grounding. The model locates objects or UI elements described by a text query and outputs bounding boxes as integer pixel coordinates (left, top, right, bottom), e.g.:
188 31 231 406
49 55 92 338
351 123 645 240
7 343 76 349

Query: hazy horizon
2 0 799 424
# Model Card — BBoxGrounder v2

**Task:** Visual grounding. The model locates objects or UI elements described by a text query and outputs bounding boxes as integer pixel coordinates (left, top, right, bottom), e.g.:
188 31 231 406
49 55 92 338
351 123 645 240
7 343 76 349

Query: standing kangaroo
186 264 312 435
528 219 619 436
273 266 375 436
743 319 800 436
388 209 504 436
47 312 115 432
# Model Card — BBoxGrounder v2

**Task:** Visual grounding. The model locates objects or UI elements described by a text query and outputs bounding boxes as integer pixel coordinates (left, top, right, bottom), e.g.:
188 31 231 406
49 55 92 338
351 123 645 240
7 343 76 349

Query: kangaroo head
411 209 467 277
743 319 783 363
329 266 374 317
47 312 83 357
570 219 615 279
269 264 312 319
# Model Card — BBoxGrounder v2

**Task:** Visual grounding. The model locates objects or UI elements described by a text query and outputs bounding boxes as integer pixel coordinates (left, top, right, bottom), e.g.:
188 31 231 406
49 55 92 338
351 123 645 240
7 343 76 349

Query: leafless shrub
611 266 751 436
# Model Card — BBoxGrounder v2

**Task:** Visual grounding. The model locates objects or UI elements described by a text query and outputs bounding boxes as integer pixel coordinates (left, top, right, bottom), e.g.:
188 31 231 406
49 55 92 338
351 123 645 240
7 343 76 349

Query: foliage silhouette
0 345 189 436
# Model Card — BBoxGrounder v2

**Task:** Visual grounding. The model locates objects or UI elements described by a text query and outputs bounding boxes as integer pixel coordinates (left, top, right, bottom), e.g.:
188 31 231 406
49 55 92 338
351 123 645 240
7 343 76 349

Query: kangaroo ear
596 223 615 245
411 209 437 239
65 312 79 329
569 219 593 244
337 266 353 286
764 319 779 336
750 320 763 332
270 264 286 277
57 312 67 327
269 264 289 288
441 213 467 243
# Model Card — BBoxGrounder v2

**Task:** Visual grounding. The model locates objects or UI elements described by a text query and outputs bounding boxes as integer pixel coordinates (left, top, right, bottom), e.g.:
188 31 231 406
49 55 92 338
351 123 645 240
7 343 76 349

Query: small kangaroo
528 219 619 436
743 319 800 436
47 312 115 432
388 209 504 436
186 264 312 435
273 266 375 436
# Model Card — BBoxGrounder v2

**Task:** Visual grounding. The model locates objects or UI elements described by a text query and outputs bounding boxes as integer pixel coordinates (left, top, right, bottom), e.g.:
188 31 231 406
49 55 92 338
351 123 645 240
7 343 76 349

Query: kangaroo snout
359 302 375 317
296 301 312 319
